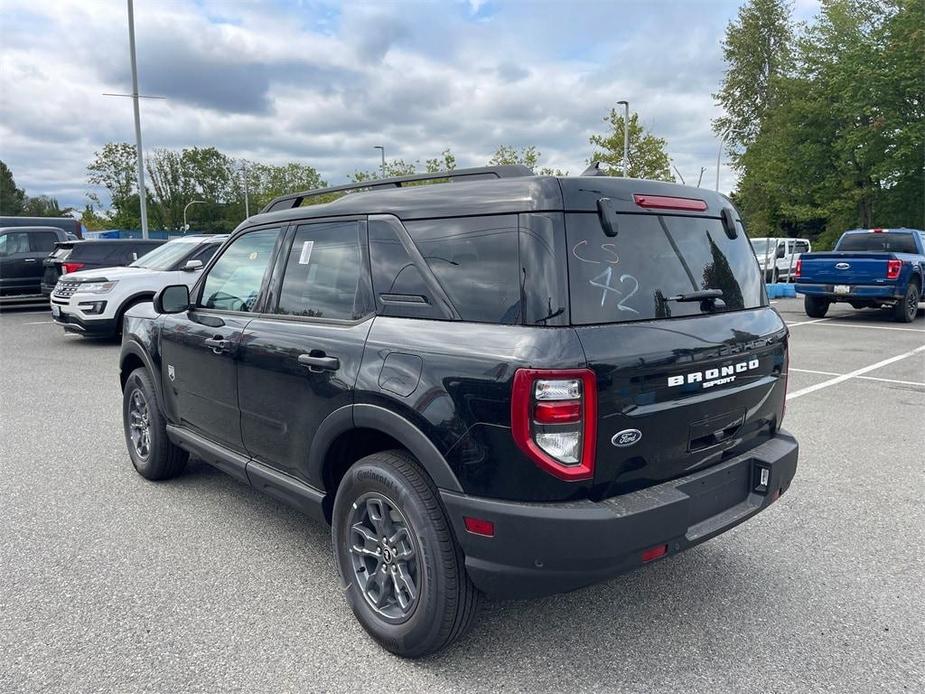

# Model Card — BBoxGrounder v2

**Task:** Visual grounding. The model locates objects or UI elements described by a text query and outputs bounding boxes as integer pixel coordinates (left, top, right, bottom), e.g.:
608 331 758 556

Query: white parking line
787 345 925 400
785 318 830 327
806 321 925 334
790 367 925 388
23 321 54 325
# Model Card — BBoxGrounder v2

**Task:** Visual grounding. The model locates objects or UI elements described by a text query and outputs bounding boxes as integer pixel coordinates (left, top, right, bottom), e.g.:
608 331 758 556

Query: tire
804 295 829 318
332 450 481 658
122 367 188 480
892 282 920 323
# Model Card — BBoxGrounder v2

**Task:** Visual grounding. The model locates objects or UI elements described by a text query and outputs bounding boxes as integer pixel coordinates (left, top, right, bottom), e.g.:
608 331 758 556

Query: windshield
130 240 197 270
836 232 917 253
567 213 765 324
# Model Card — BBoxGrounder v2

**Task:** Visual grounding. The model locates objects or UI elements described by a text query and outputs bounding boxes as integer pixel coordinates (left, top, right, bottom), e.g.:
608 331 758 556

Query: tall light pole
241 161 250 218
373 145 386 179
617 100 629 178
103 1 164 240
183 200 206 231
127 0 148 239
715 129 730 192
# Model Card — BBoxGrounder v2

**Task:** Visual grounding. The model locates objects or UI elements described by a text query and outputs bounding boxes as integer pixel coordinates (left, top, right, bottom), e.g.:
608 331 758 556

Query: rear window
404 215 521 324
836 232 917 253
566 213 765 324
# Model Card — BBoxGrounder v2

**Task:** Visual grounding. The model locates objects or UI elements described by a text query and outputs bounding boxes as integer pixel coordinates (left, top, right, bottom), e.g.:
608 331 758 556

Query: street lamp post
127 0 148 239
183 200 206 232
617 100 629 178
373 145 386 179
241 161 250 218
715 129 730 192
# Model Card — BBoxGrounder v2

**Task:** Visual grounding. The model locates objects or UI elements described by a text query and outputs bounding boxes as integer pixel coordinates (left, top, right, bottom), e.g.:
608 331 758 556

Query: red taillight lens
886 259 902 279
534 401 581 424
463 516 495 537
511 369 597 482
794 258 802 279
633 194 708 211
62 262 85 274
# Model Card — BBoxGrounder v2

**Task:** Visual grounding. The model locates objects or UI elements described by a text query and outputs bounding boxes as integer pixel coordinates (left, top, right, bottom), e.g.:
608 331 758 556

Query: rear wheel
892 283 920 323
332 450 481 658
804 295 829 318
122 367 188 480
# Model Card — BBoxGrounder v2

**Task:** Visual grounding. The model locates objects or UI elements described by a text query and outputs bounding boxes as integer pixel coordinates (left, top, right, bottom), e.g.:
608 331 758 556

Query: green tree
0 160 26 215
22 195 73 217
713 0 795 160
588 110 673 181
87 142 142 228
487 145 565 175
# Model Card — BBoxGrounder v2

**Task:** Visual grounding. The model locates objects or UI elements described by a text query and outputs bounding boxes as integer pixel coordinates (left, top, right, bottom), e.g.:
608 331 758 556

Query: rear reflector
463 517 495 537
641 544 668 563
886 259 902 279
633 194 708 211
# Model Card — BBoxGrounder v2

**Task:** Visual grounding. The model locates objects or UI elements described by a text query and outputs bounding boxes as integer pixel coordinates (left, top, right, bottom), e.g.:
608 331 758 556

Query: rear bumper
441 430 798 600
795 283 902 301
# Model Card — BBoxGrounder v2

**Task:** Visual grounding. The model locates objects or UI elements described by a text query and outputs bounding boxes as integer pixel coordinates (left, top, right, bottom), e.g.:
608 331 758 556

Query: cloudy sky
0 0 821 212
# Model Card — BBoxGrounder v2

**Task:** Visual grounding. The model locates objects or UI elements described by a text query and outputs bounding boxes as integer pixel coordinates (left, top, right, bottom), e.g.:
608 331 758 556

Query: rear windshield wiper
666 289 726 312
667 289 724 302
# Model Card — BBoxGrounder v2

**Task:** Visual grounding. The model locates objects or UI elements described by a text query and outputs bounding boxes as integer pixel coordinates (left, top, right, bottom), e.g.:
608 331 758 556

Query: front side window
199 228 280 312
0 232 31 255
276 222 369 320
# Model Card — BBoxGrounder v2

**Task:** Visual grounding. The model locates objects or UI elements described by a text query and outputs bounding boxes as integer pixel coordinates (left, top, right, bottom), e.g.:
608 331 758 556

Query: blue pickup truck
795 228 925 322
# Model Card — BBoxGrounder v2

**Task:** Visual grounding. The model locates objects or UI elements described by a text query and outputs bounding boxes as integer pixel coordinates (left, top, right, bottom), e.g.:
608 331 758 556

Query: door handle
203 336 232 355
298 353 340 372
24 258 37 262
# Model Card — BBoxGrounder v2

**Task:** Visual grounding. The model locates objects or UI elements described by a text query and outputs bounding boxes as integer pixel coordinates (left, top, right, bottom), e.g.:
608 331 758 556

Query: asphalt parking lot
1 298 923 693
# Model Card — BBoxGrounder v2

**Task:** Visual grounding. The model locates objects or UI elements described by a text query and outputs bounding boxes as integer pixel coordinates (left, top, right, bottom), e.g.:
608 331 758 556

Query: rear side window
566 213 765 324
30 232 59 253
404 215 521 324
836 232 917 253
368 219 443 320
276 222 370 320
70 243 115 261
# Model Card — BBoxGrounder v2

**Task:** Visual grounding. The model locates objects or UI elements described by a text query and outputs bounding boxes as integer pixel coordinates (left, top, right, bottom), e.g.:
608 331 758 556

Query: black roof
241 169 738 232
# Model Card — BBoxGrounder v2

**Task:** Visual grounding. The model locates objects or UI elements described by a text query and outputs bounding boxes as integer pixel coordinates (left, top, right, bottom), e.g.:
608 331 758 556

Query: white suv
51 235 227 337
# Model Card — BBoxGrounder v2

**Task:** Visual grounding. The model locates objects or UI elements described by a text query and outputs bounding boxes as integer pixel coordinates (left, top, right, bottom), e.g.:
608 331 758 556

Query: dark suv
119 166 798 657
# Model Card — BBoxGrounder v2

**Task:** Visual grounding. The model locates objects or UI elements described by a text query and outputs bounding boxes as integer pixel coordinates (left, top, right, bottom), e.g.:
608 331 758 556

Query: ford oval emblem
612 429 642 447
835 262 850 270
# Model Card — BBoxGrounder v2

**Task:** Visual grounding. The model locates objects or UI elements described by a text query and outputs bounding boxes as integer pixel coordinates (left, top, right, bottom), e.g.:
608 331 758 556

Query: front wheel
804 295 829 318
122 367 188 480
332 450 481 657
893 283 920 323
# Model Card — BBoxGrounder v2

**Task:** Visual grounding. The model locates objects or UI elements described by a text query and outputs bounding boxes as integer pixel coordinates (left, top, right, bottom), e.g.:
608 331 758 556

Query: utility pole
241 161 250 218
617 100 629 178
715 129 730 192
374 145 386 179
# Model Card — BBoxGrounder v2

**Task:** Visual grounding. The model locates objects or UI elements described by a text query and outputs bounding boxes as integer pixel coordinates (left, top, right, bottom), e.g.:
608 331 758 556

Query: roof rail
261 165 535 213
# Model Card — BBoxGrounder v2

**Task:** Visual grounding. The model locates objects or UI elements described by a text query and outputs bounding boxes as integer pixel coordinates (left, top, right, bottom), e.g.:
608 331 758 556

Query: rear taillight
511 369 597 481
794 258 802 279
886 259 902 279
62 262 85 274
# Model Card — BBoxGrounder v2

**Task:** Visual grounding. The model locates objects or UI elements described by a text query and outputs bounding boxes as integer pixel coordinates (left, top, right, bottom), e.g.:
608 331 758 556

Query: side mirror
182 259 203 272
153 284 190 314
776 246 786 259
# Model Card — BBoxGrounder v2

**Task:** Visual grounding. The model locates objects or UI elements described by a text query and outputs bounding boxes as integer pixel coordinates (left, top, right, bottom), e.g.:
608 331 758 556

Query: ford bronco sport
119 166 798 657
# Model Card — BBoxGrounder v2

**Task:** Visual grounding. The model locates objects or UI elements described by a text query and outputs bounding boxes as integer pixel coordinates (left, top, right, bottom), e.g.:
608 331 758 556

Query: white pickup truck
50 235 227 338
750 237 811 282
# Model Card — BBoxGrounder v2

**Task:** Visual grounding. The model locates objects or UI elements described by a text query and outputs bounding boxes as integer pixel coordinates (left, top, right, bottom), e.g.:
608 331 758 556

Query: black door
160 227 282 452
237 219 374 482
0 230 54 293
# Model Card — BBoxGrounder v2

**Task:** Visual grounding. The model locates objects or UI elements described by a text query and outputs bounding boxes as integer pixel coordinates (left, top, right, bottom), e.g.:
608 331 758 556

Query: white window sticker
298 240 314 265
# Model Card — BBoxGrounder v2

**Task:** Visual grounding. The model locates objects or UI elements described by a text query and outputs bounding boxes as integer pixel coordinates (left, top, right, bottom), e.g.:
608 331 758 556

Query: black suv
119 166 798 657
41 238 165 296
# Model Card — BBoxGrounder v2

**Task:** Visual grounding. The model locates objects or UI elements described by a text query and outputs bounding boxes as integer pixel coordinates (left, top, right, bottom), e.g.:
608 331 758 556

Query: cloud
0 0 821 210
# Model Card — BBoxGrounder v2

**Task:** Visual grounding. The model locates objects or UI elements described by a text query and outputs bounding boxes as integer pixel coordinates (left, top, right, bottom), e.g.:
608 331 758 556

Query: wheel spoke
370 567 391 607
351 522 378 548
392 563 417 610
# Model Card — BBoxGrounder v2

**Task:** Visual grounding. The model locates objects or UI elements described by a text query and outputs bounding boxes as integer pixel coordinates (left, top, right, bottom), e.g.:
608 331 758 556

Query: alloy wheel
347 494 420 622
128 388 151 459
